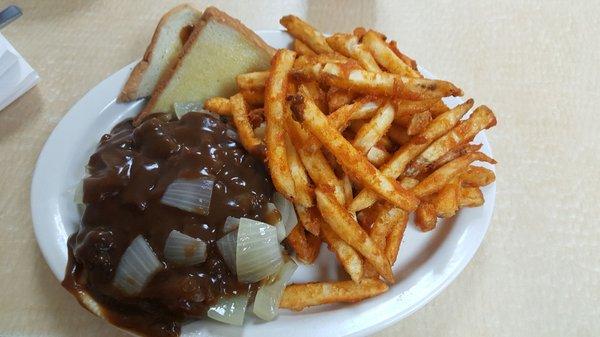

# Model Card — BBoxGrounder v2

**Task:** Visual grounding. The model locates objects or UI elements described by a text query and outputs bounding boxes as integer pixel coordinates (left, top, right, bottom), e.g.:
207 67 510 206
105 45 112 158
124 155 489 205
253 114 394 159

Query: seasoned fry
460 166 496 187
316 189 394 283
326 33 382 72
290 91 420 211
295 204 321 236
385 208 408 264
204 96 232 115
366 146 391 167
429 99 450 116
459 187 485 207
327 87 356 113
229 93 265 156
432 180 460 218
328 101 364 132
351 99 381 120
412 152 496 198
370 203 404 249
286 115 346 203
321 222 363 282
265 49 297 200
285 134 314 207
287 225 321 264
406 110 432 136
302 80 328 113
406 105 497 177
293 39 317 56
362 30 421 78
241 88 264 106
350 99 474 212
428 143 483 173
353 27 368 39
280 279 388 311
320 63 463 99
236 71 269 91
387 40 418 73
393 98 441 122
280 15 334 54
416 202 437 232
352 103 395 154
341 174 354 207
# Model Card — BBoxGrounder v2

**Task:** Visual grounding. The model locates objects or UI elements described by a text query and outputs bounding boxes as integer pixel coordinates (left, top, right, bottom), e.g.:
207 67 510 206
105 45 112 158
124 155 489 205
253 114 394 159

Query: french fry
385 208 408 264
328 101 364 132
387 40 419 73
353 27 368 40
265 49 297 200
427 143 483 173
316 189 394 283
321 222 364 282
320 63 463 99
236 71 269 91
432 180 460 218
416 202 437 232
295 204 321 236
341 174 354 207
387 125 410 146
290 91 420 212
412 152 496 198
370 203 404 249
327 87 356 113
204 96 232 115
459 187 485 207
280 15 334 54
406 105 497 177
293 39 317 56
326 33 382 72
399 176 420 189
429 99 450 116
229 93 265 156
287 225 321 264
350 99 381 120
350 99 474 212
280 279 388 311
460 166 496 187
286 114 346 203
362 30 421 78
393 98 441 122
366 146 391 167
406 110 432 136
352 102 395 154
285 134 314 207
241 88 264 106
302 80 328 113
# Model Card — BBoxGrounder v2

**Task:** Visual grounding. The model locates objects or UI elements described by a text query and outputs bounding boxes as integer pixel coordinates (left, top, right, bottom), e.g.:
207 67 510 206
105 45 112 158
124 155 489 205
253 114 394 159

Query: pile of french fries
204 15 497 311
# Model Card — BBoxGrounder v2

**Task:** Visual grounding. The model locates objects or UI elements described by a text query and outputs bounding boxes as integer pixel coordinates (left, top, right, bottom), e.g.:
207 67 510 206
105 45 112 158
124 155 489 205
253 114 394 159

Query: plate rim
31 29 495 337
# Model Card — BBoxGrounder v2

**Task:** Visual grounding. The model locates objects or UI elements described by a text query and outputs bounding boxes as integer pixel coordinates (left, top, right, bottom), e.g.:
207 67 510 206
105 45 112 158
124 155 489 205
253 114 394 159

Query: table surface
0 1 598 336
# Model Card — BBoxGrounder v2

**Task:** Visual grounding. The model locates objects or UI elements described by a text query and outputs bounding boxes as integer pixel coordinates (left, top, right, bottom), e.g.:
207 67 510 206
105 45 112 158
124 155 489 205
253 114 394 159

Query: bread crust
134 7 275 125
118 4 200 102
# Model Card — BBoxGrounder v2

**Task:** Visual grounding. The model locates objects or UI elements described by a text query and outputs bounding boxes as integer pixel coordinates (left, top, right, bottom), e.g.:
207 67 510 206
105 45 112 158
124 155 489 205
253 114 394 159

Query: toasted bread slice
134 7 275 125
118 4 202 102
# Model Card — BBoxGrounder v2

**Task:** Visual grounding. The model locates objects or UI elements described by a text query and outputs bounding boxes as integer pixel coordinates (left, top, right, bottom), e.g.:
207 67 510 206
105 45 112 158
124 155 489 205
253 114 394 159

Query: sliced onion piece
207 293 249 326
160 177 214 215
223 216 240 234
217 231 237 274
265 203 286 242
253 259 298 321
163 230 207 266
273 192 299 242
236 218 283 283
254 122 266 141
174 102 204 119
113 235 163 296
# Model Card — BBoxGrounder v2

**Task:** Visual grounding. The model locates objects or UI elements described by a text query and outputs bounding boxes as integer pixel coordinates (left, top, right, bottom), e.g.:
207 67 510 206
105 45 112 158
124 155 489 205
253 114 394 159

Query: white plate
31 30 495 337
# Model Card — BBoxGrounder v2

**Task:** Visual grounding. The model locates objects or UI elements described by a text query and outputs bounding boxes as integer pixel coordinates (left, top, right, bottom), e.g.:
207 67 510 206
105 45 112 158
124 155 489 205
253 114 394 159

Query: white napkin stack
0 33 38 111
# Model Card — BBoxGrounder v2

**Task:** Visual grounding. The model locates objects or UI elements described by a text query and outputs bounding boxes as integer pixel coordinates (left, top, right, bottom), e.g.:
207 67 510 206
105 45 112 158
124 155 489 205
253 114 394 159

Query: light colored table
0 1 598 336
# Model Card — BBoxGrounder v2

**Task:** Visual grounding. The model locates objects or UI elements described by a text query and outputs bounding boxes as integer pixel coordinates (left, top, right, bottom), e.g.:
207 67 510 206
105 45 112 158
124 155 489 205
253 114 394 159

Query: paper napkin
0 33 39 111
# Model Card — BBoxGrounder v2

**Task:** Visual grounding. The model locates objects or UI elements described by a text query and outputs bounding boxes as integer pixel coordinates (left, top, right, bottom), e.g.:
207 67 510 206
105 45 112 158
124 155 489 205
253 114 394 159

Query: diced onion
207 294 249 326
160 177 214 215
163 230 207 266
253 259 298 321
174 102 204 119
273 192 298 242
223 216 240 234
236 218 283 283
113 235 163 296
217 231 237 274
